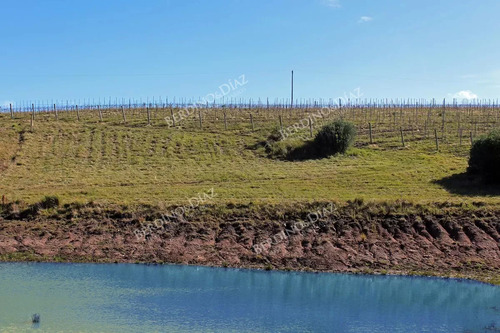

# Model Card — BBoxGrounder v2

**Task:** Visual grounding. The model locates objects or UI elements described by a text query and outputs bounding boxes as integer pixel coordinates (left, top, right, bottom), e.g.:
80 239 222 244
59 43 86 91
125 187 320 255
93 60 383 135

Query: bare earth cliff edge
0 201 499 285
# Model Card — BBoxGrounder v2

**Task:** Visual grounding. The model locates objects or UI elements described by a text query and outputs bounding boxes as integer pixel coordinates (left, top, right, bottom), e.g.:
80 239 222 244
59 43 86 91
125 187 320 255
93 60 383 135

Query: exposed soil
0 204 499 284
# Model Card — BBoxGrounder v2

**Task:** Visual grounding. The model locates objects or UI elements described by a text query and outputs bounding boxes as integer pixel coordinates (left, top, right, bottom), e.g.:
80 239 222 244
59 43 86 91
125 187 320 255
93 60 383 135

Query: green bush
313 120 356 157
262 120 356 160
261 126 303 159
468 130 500 182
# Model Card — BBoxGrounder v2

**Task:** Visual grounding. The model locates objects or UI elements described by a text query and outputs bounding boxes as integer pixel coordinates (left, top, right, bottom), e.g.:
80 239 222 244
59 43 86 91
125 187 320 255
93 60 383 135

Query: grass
0 107 499 207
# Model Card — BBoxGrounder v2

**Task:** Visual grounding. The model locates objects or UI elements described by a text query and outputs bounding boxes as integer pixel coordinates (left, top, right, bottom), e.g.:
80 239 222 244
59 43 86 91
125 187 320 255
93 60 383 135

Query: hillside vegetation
0 107 499 208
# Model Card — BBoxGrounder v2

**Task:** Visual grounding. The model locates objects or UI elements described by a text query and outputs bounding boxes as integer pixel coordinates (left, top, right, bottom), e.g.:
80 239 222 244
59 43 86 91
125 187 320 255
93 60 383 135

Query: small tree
468 130 500 182
313 120 356 157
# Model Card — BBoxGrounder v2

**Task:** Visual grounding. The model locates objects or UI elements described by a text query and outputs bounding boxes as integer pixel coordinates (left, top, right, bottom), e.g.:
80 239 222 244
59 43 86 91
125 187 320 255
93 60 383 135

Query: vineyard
5 99 500 145
1 100 500 206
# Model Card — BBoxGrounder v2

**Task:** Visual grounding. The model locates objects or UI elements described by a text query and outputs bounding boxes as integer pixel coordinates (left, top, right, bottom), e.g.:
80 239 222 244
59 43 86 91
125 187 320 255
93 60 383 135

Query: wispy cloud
358 16 373 23
450 90 478 100
323 0 341 8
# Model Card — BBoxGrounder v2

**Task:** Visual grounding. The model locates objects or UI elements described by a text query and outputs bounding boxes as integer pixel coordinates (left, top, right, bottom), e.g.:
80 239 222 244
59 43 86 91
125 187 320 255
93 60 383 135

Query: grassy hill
0 106 499 208
1 107 500 284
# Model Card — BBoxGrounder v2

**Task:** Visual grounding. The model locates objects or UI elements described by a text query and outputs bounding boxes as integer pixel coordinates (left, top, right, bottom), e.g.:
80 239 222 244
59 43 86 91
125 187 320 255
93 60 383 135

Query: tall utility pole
291 70 294 108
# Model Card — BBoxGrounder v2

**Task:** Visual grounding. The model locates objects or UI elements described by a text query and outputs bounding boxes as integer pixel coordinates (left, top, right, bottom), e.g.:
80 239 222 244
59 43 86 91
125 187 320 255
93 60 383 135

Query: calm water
0 263 498 332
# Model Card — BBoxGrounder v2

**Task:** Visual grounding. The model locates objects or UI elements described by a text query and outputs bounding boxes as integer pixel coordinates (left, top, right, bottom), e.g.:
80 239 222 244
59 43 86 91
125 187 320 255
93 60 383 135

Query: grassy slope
0 111 499 207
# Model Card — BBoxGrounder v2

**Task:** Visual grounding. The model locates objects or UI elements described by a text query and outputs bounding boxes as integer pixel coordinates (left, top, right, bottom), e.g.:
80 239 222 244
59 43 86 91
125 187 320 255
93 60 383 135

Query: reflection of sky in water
0 263 499 332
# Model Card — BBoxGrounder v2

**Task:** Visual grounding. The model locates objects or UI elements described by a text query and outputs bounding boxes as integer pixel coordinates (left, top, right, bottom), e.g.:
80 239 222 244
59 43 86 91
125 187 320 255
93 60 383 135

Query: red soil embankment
0 206 499 283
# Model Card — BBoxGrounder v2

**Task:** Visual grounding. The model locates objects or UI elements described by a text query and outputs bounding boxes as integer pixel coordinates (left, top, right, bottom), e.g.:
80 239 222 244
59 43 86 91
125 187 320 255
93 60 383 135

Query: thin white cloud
358 16 373 23
450 90 478 100
323 0 341 8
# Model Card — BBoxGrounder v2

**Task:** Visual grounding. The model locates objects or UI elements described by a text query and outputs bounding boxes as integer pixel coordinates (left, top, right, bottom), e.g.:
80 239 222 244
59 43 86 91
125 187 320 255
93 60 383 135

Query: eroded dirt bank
0 203 499 284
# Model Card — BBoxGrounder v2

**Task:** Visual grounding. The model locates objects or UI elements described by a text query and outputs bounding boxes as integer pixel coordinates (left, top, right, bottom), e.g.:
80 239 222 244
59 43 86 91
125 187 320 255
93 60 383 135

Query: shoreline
0 256 498 286
1 201 499 285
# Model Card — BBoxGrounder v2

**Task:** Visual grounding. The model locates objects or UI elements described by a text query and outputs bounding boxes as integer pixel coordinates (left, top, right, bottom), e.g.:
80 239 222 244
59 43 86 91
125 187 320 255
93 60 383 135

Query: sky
1 0 500 108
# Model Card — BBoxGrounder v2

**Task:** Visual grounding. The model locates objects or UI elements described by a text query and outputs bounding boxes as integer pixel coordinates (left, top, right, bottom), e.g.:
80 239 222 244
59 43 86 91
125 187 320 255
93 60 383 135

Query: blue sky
1 0 500 107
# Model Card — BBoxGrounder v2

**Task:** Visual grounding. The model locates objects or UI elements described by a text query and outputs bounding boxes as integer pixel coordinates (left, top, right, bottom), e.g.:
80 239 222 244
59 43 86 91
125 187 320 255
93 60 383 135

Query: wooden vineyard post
30 112 34 130
279 115 283 132
400 128 405 147
369 122 373 144
170 108 175 127
250 114 254 131
32 104 35 119
147 106 151 126
9 103 13 119
121 106 126 124
98 105 103 122
76 105 80 121
54 104 58 120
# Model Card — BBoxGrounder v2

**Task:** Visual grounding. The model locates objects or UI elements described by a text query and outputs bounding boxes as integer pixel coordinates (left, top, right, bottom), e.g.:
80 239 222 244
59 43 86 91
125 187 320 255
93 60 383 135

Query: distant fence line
2 97 500 113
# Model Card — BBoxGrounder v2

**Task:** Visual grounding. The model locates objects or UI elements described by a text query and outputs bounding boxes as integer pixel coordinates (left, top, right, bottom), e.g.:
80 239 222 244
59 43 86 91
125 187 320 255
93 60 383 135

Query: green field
1 105 499 207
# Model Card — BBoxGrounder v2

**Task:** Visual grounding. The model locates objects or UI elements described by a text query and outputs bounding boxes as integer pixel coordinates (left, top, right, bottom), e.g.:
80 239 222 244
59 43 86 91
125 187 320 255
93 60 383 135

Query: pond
0 263 498 332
